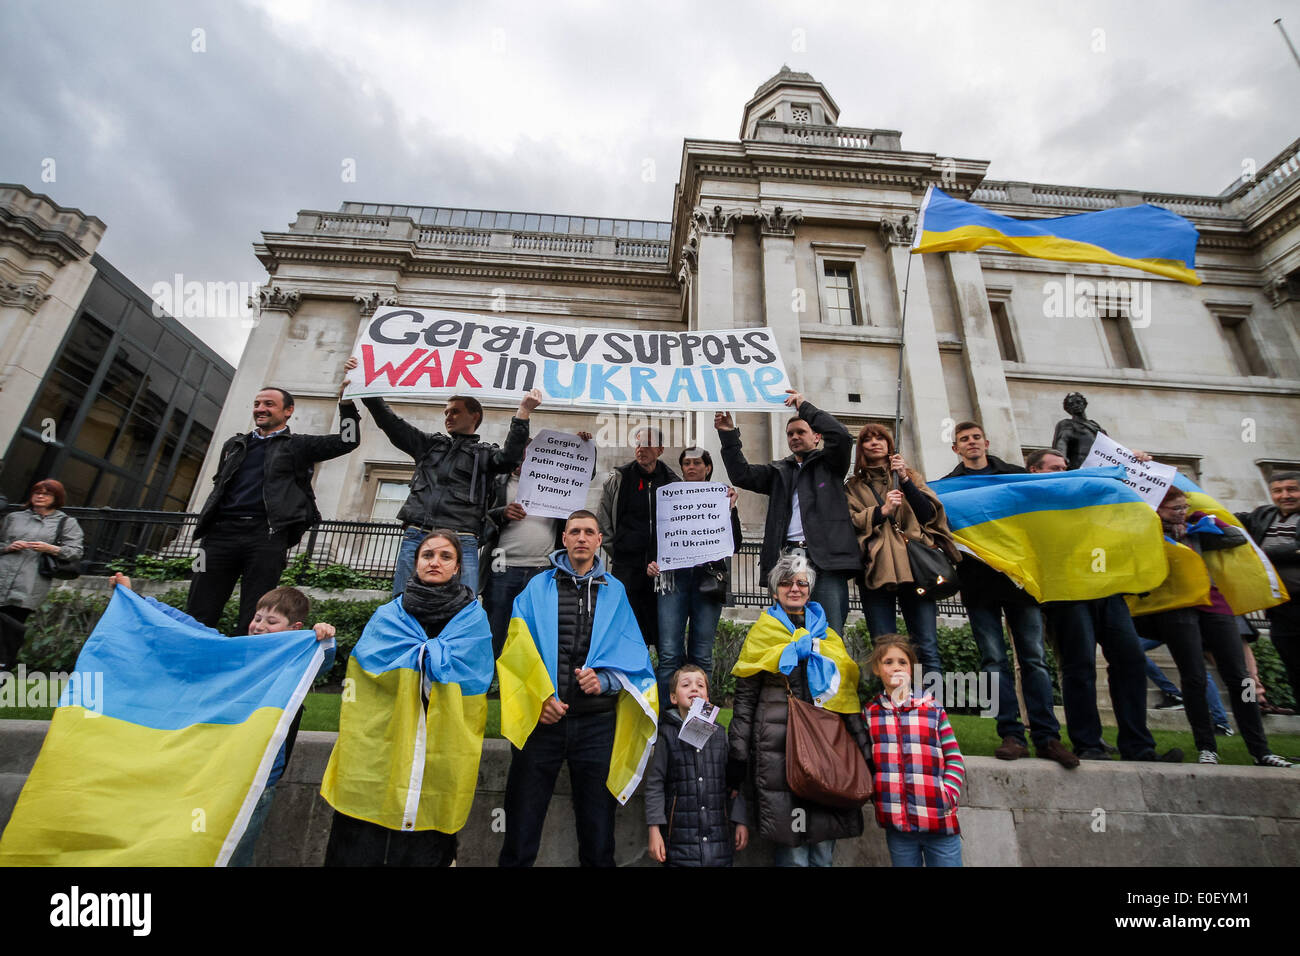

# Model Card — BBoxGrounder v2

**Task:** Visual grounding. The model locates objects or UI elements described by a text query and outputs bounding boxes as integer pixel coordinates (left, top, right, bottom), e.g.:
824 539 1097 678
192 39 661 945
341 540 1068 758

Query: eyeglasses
779 580 810 590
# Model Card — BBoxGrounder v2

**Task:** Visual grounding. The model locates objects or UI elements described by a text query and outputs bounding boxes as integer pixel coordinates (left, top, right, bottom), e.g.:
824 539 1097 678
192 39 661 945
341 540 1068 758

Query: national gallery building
192 68 1300 531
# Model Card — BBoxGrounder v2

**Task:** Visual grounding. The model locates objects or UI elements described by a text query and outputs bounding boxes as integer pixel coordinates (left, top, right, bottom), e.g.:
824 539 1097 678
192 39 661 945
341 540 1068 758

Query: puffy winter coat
644 707 734 866
727 660 871 847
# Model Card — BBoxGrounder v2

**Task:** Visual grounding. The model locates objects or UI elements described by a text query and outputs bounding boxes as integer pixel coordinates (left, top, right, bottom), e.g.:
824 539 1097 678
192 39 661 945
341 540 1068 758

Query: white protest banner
514 429 597 520
655 482 734 571
1081 432 1177 509
344 307 792 411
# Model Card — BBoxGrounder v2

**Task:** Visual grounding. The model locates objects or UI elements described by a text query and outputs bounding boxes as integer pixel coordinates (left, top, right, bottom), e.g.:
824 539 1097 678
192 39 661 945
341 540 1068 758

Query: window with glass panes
820 262 860 326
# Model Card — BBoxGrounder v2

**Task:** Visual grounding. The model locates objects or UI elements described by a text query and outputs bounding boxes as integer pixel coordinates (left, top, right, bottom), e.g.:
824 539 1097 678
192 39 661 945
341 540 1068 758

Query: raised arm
360 396 433 460
294 401 363 464
715 413 778 495
800 400 851 476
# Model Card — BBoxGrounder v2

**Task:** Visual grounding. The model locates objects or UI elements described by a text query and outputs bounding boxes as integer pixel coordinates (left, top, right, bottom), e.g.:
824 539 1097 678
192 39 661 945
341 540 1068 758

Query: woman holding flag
320 530 495 865
727 554 871 866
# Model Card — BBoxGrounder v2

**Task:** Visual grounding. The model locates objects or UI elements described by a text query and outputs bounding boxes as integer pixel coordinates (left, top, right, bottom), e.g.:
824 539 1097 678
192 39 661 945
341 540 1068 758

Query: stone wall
2 720 1295 866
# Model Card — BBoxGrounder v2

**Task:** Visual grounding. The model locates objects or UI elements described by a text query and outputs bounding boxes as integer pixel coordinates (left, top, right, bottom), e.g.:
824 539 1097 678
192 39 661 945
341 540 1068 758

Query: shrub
1255 636 1295 710
106 554 195 581
279 553 389 591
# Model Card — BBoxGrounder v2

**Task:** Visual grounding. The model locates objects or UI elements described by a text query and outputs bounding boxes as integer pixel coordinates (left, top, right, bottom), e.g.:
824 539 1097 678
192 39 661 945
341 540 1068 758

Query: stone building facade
195 68 1300 531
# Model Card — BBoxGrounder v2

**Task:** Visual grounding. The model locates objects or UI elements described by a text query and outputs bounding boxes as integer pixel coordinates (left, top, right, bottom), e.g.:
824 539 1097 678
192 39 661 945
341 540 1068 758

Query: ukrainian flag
320 598 493 834
732 602 860 714
0 587 326 866
930 466 1168 602
1170 473 1289 614
912 186 1201 285
1126 537 1213 617
498 563 658 805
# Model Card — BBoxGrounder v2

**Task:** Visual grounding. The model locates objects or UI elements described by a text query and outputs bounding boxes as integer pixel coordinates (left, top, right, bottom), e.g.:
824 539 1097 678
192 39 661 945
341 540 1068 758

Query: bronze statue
1052 392 1106 469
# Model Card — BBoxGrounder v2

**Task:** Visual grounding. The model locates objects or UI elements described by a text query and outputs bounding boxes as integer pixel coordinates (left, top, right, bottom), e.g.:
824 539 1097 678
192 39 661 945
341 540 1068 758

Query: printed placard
1081 432 1177 509
655 482 733 570
514 429 597 520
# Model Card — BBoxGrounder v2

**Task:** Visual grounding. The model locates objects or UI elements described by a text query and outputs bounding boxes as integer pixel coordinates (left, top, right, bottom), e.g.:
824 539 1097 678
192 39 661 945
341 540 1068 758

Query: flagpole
893 187 928 490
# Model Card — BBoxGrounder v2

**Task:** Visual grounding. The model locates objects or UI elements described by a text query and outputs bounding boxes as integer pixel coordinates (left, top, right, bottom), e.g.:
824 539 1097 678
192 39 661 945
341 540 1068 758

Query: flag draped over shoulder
320 598 493 834
929 466 1168 602
1170 473 1289 614
732 602 860 714
0 587 325 867
911 186 1201 285
498 567 658 805
1126 537 1213 617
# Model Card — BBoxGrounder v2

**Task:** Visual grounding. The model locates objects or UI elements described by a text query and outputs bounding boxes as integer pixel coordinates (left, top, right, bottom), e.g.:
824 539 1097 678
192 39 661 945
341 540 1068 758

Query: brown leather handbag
784 681 872 809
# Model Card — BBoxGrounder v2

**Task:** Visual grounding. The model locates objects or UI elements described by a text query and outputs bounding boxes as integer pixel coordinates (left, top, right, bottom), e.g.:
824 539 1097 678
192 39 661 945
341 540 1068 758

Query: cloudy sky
3 0 1297 365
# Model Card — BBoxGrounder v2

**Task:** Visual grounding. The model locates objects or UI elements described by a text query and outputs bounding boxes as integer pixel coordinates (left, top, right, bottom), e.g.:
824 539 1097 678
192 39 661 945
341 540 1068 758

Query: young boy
644 665 748 867
109 574 335 865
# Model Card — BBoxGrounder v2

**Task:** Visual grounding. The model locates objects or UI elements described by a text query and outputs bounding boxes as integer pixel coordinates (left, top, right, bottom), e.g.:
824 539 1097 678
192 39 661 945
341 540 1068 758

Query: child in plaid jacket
864 634 965 867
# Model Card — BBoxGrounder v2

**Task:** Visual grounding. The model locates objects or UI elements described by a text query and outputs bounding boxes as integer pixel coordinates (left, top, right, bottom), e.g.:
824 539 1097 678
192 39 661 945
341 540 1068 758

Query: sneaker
1255 753 1294 768
1155 692 1185 710
1198 750 1219 764
995 736 1030 760
1214 722 1235 737
1076 748 1112 761
1037 739 1081 769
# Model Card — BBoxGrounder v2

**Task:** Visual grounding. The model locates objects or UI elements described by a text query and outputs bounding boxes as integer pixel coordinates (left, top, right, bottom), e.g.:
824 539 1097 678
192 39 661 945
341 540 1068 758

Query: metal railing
15 507 1271 629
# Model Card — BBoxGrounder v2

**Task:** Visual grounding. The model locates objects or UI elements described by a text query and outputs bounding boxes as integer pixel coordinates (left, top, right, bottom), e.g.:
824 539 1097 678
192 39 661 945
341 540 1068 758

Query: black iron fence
17 507 1268 628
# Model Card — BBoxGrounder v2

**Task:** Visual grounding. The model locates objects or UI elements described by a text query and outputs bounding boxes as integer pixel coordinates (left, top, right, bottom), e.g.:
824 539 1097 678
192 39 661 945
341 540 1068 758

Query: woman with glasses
0 479 84 670
726 554 870 866
845 424 957 696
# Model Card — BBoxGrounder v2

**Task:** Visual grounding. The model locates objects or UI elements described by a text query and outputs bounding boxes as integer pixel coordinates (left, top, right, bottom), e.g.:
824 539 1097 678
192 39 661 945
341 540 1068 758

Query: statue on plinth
1052 392 1107 469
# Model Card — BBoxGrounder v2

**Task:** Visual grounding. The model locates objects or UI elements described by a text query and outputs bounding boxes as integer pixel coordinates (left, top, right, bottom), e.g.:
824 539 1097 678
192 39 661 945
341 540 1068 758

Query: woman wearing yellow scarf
726 555 871 866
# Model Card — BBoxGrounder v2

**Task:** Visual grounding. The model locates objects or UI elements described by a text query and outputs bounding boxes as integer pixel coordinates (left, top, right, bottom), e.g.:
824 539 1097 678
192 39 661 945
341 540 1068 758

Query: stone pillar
188 286 299 512
757 206 805 459
947 252 1024 464
881 219 954 480
689 206 743 473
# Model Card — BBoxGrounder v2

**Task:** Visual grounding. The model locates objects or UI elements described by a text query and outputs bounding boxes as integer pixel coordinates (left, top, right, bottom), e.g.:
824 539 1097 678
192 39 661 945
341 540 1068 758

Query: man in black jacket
597 426 680 647
715 390 859 635
937 421 1067 764
1237 471 1300 705
188 380 360 634
345 355 541 596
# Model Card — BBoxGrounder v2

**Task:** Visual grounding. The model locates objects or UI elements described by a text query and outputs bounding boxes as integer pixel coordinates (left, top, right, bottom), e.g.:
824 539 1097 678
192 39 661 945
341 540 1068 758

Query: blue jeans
483 565 547 657
394 529 479 597
810 570 850 637
861 585 943 699
1047 597 1155 759
656 567 725 705
1140 637 1229 726
229 783 277 868
967 601 1060 747
772 839 835 867
885 829 962 867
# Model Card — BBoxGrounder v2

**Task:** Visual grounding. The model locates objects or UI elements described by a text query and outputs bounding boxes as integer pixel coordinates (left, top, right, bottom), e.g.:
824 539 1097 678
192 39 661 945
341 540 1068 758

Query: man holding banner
343 355 541 596
716 391 860 636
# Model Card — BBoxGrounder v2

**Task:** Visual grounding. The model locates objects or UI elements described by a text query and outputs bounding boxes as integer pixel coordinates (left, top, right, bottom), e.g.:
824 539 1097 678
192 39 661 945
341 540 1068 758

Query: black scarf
401 575 474 638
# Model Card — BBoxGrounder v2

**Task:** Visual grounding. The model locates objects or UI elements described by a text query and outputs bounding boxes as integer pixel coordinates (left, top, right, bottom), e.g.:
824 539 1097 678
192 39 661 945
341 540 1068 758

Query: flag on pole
912 186 1201 285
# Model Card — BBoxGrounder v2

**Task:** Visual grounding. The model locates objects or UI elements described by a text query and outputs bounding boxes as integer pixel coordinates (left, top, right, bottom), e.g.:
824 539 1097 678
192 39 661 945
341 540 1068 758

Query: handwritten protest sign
344 307 792 411
514 429 596 520
655 482 734 571
1081 432 1176 509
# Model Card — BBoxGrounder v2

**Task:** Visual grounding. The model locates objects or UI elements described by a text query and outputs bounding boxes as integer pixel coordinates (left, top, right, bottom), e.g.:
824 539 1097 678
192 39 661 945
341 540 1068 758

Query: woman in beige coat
845 424 958 692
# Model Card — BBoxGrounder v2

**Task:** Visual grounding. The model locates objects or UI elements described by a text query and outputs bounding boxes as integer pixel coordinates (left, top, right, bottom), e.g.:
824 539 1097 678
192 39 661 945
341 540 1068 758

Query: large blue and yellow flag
912 186 1201 285
498 556 658 805
1169 473 1289 614
0 587 327 866
732 602 860 714
1126 536 1213 617
930 466 1168 602
320 598 493 834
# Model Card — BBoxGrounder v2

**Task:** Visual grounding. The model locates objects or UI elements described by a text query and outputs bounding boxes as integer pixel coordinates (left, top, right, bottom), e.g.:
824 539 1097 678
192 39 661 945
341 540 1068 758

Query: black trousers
323 811 457 867
1139 608 1271 758
0 606 33 669
498 710 618 867
613 556 659 647
1266 601 1300 704
185 522 291 635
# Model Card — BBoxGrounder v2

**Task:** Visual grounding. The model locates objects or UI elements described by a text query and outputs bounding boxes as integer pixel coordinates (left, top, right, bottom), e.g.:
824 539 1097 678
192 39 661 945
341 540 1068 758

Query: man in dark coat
715 390 859 635
188 379 360 634
1236 470 1300 706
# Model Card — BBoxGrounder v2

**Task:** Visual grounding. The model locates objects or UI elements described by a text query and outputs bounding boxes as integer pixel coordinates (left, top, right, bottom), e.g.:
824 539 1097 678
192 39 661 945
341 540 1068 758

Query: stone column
757 206 804 460
187 286 299 512
881 217 954 479
947 252 1024 464
689 206 743 472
